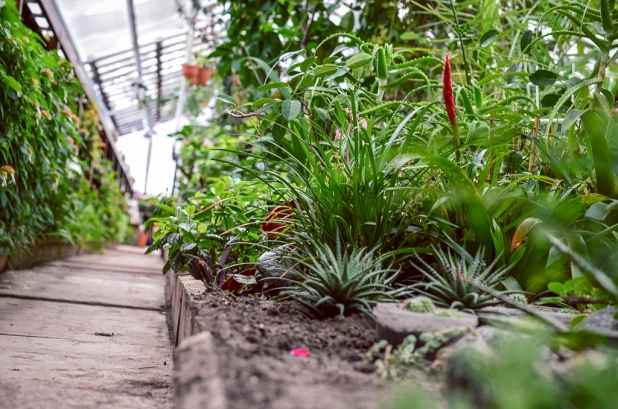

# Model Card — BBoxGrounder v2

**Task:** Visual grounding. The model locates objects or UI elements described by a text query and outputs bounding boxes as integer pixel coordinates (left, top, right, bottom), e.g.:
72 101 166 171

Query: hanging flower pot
182 63 199 82
194 67 212 86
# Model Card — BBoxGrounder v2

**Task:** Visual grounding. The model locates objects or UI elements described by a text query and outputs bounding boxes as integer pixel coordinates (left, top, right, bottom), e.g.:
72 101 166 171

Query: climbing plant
0 1 128 254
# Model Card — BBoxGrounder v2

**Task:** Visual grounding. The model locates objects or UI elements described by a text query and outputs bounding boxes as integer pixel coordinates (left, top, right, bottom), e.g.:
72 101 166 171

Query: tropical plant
161 0 618 316
146 178 269 280
410 245 520 313
279 239 406 317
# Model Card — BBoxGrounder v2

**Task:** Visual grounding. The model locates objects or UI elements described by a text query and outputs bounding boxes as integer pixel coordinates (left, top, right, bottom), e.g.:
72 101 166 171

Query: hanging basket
194 67 212 86
182 63 199 80
181 64 212 86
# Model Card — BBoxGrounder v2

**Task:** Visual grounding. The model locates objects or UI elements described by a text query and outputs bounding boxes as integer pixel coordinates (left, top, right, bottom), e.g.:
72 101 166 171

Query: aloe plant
279 239 408 317
410 245 521 313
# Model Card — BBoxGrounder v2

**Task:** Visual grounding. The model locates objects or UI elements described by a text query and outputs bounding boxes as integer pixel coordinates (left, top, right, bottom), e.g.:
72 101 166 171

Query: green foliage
392 336 618 409
411 246 519 313
0 1 128 254
146 178 268 278
280 239 406 317
160 0 618 324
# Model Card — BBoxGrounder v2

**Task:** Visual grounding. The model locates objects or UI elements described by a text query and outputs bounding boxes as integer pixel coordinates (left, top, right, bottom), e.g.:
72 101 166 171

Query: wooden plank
0 265 165 311
0 298 172 408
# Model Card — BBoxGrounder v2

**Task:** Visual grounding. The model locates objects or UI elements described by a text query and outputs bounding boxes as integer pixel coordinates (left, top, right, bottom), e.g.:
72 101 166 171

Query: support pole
39 0 133 196
126 0 154 194
171 5 199 197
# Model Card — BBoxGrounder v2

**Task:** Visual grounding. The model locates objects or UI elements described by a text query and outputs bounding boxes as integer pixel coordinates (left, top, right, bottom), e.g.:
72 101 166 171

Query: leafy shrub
0 2 128 253
146 177 269 278
161 0 618 322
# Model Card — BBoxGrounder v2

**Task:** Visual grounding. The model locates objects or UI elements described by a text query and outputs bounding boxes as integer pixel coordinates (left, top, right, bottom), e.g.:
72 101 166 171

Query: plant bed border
1 237 82 273
166 273 405 409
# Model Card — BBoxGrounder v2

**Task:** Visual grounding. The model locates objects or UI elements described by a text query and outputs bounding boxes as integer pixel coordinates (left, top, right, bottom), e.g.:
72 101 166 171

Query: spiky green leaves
376 47 388 80
601 0 615 33
280 240 405 318
411 246 521 313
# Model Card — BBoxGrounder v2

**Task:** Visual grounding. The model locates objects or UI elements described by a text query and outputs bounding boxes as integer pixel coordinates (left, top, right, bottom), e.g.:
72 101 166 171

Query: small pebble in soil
164 361 167 365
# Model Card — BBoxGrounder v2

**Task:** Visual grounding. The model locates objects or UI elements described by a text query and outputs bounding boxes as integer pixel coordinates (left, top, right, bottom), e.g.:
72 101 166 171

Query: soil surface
191 291 415 409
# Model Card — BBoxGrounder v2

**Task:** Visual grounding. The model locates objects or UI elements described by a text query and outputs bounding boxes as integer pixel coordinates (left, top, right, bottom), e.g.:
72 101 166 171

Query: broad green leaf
401 31 420 41
502 277 523 292
562 109 586 135
569 315 586 328
281 100 301 120
314 107 331 123
272 115 288 143
530 70 557 87
257 82 290 92
581 95 618 197
548 282 565 295
477 72 502 86
346 52 373 69
585 201 618 221
252 98 278 110
480 29 499 47
314 64 339 77
300 57 316 72
217 94 236 106
3 75 22 93
521 30 533 54
180 242 197 252
156 203 176 215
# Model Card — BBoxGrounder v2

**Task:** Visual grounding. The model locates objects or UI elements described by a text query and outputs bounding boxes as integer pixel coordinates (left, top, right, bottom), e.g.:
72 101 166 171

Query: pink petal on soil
291 348 310 357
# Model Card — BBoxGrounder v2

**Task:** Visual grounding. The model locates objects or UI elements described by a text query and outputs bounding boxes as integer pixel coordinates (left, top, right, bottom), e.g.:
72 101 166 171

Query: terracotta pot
182 63 199 81
137 232 148 248
194 67 212 86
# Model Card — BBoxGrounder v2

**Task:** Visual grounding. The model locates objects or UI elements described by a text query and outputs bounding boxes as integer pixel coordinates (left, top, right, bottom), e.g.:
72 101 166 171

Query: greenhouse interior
2 0 618 408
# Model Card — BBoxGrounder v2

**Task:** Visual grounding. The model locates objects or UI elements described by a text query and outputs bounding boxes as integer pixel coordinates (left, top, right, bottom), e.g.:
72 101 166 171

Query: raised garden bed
1 237 81 273
168 274 442 409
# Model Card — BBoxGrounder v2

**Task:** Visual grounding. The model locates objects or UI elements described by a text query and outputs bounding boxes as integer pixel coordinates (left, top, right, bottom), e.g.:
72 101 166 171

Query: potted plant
181 54 212 86
181 63 199 82
194 66 212 86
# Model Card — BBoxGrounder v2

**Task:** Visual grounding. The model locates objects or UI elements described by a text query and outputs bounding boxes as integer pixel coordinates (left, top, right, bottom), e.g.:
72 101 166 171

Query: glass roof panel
55 0 186 61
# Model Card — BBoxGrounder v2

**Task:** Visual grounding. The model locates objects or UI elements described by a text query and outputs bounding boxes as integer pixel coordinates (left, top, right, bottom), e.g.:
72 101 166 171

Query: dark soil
190 291 410 409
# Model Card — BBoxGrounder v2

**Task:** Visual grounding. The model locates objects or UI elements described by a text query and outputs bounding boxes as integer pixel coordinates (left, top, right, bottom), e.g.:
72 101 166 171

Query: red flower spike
443 54 460 148
291 348 310 357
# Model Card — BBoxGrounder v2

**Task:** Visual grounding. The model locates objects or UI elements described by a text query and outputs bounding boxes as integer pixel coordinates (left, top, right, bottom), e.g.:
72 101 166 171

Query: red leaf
262 200 299 238
220 268 257 292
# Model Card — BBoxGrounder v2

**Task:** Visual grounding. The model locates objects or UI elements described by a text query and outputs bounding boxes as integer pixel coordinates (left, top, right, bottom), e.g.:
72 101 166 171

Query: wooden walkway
0 246 173 409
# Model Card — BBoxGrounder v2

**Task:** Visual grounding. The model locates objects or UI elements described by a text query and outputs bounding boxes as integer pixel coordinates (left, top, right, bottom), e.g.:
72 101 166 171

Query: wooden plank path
0 246 173 409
